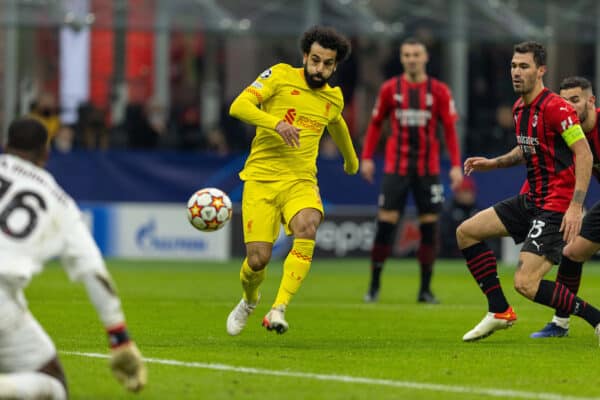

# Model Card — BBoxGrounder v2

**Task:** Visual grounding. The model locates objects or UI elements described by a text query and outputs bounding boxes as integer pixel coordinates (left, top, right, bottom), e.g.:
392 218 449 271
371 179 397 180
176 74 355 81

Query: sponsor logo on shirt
291 89 300 95
284 108 296 124
251 81 263 89
517 134 539 154
296 115 324 131
394 109 431 127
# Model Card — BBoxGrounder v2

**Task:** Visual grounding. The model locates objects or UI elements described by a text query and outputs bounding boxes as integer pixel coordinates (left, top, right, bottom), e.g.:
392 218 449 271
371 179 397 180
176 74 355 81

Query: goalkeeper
227 25 359 335
0 118 146 399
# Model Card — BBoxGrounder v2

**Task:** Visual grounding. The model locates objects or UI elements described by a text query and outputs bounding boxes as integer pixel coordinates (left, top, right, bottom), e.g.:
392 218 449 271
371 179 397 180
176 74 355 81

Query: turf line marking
63 351 597 400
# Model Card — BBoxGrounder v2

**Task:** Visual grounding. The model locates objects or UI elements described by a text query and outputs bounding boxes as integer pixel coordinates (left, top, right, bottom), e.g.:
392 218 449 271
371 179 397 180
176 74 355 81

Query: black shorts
379 174 444 215
580 201 600 243
493 195 564 264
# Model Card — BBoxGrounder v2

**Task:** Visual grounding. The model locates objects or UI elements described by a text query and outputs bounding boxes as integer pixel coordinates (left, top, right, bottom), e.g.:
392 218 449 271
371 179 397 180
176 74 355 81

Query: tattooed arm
464 146 524 175
494 146 525 168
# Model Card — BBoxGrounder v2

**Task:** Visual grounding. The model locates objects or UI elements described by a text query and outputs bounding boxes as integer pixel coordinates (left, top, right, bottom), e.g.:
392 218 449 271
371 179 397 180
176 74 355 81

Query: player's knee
455 221 470 247
294 222 318 239
291 215 320 239
562 245 587 263
513 273 537 299
247 250 271 270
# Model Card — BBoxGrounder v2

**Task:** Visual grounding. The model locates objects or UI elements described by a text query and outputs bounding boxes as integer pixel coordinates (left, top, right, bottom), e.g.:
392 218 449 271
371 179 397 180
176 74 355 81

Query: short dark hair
300 26 351 63
6 118 48 152
401 37 427 49
559 76 593 92
513 41 546 66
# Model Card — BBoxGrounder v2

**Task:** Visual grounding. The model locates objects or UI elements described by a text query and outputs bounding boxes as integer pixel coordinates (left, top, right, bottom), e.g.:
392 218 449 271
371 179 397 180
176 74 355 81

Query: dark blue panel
47 150 600 208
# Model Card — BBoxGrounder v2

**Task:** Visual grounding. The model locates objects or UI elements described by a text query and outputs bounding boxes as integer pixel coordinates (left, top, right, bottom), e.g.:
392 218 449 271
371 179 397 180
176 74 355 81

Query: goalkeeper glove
108 325 147 392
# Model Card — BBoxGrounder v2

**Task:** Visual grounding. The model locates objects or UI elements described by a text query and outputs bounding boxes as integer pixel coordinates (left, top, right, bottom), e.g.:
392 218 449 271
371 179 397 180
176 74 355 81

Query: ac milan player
531 76 600 338
457 41 600 343
361 37 463 304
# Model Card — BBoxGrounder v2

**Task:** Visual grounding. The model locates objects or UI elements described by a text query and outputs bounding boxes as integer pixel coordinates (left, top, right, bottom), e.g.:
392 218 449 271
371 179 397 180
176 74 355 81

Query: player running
226 26 359 335
457 41 600 343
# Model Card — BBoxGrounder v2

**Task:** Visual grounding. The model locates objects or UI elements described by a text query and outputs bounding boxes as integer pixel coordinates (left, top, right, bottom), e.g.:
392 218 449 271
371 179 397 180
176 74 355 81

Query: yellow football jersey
233 63 345 182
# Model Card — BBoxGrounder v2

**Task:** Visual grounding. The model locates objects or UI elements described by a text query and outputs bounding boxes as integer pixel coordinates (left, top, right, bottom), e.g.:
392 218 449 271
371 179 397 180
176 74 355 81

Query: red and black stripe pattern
586 108 600 182
514 89 577 212
389 77 436 176
462 242 509 313
534 280 600 327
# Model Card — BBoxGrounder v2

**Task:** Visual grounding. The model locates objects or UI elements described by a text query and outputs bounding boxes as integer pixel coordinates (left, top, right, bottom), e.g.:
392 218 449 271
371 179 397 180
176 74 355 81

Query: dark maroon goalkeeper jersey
514 88 582 213
361 75 461 176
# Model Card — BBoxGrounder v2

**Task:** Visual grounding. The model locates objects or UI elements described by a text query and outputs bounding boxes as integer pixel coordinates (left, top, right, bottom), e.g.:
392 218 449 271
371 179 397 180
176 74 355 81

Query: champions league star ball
187 188 233 232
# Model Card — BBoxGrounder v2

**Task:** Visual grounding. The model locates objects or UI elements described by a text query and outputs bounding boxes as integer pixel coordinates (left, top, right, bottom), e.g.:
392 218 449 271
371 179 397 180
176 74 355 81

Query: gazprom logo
136 219 206 251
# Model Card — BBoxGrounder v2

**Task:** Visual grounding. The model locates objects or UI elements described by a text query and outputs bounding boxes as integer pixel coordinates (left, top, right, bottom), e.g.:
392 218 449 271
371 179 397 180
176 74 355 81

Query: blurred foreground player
0 118 146 399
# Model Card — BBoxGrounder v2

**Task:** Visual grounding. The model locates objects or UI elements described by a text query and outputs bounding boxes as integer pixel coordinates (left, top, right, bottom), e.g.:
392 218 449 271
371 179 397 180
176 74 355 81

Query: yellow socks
273 238 315 307
240 258 265 304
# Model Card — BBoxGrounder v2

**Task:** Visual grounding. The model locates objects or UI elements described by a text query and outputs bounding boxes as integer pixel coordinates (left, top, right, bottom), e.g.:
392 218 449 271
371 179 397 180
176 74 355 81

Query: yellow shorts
242 180 324 243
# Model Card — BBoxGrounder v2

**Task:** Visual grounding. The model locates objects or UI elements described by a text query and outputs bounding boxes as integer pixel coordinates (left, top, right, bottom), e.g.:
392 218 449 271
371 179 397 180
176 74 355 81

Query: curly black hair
300 26 351 63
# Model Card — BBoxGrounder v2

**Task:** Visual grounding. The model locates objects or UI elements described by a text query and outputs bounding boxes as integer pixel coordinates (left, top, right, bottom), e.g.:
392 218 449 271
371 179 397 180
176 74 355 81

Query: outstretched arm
80 271 147 392
327 117 359 174
464 146 524 175
61 208 146 393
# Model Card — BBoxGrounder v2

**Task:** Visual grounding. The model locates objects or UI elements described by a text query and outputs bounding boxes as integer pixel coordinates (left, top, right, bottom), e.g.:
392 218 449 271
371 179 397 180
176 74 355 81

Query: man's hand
110 342 147 393
360 159 375 183
275 121 300 147
344 156 359 175
560 204 583 244
463 157 497 176
449 166 463 191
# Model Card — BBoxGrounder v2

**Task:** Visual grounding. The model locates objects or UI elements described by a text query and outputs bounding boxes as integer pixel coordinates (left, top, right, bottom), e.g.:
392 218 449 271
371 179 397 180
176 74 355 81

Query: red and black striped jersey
586 108 600 183
514 88 581 212
361 75 461 176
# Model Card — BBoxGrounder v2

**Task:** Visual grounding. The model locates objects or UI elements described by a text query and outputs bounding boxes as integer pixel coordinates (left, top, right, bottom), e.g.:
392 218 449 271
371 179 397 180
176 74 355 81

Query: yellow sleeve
229 66 282 130
229 92 281 130
327 117 359 174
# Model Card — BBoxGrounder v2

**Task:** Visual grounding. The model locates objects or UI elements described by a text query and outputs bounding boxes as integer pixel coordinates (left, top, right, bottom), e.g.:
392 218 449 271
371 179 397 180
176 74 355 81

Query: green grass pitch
26 258 600 399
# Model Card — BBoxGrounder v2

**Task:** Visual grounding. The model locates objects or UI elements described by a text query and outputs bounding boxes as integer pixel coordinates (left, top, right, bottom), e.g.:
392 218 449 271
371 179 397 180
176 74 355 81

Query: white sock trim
551 316 570 329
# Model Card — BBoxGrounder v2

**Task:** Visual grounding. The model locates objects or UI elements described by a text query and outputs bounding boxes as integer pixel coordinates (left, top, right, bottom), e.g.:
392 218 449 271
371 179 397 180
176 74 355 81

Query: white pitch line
62 351 599 400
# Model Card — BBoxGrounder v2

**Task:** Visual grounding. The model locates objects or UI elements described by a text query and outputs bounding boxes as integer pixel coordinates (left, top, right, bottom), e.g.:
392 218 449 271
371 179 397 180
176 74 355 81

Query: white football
186 187 233 232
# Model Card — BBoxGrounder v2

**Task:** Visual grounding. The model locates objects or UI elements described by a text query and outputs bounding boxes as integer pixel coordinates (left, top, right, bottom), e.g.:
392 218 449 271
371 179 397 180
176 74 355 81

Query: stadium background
1 0 600 261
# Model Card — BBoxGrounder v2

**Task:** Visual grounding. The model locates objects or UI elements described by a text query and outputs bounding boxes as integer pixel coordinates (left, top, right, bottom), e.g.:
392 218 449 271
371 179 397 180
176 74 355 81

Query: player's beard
579 106 588 124
513 75 536 95
304 65 329 89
